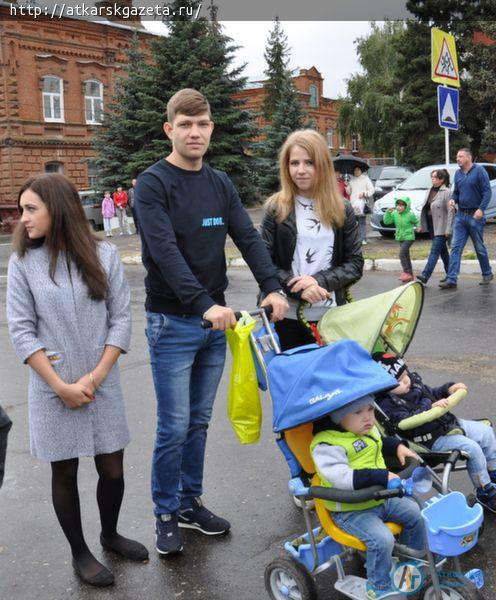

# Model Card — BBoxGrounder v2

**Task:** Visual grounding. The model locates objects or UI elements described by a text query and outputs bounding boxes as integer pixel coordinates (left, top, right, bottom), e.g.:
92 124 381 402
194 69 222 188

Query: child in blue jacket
373 352 496 512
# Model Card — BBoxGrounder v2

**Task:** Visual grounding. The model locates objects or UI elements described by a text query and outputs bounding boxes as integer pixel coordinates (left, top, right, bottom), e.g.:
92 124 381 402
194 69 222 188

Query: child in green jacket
384 197 419 283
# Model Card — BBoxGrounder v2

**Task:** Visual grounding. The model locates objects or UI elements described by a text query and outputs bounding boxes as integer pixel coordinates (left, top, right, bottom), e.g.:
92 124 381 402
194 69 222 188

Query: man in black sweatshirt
135 88 288 556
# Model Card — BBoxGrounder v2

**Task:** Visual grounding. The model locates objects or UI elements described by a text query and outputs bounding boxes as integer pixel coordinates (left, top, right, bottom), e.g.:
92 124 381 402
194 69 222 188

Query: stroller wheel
265 556 317 600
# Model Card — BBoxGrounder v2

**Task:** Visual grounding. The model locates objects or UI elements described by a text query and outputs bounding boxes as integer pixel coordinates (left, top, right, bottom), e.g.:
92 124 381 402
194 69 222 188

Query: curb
121 252 496 275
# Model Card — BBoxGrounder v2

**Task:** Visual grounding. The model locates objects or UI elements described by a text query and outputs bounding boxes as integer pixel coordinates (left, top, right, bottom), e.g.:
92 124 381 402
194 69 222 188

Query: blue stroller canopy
268 339 398 432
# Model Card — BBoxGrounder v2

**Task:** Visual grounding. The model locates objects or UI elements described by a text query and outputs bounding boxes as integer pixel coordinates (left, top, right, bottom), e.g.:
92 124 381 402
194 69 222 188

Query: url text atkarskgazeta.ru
10 2 203 20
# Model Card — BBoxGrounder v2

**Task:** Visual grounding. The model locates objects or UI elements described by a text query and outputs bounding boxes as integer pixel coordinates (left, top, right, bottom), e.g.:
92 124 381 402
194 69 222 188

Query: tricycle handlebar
201 306 273 329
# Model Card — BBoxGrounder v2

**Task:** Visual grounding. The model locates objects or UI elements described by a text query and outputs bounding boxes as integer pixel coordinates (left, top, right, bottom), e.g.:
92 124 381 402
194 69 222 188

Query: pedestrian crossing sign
438 86 459 130
431 27 460 87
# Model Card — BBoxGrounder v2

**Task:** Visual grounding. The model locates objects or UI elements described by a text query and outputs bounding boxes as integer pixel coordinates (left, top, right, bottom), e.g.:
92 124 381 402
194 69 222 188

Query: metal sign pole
445 127 450 166
444 84 449 166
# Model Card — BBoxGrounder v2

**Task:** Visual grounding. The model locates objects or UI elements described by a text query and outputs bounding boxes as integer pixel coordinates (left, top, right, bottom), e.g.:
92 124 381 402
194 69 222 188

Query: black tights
51 450 124 576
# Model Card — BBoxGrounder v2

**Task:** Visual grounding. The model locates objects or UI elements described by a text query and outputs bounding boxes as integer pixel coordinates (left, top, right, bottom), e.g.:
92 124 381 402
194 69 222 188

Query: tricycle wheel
265 556 317 600
422 580 486 599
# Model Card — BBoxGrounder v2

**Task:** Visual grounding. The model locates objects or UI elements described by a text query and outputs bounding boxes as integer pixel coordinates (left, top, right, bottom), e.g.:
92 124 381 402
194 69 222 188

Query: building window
309 84 319 108
326 128 334 149
84 80 103 124
45 161 64 174
43 76 64 122
87 160 99 188
339 132 346 149
351 135 358 152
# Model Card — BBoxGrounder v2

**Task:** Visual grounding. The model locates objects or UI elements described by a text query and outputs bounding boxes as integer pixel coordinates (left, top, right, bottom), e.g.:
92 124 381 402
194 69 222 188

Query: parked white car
371 163 496 236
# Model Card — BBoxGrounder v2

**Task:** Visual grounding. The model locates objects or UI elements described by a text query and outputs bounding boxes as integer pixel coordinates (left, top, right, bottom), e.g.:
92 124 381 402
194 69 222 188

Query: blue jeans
446 212 492 283
145 312 226 516
431 419 496 488
422 235 450 280
333 497 424 590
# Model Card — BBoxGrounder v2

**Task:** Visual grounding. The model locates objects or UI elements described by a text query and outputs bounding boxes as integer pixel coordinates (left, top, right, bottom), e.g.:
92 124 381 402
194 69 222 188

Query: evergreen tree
406 0 496 157
93 32 157 190
256 78 309 196
255 19 309 197
127 0 258 202
390 21 468 167
262 18 290 120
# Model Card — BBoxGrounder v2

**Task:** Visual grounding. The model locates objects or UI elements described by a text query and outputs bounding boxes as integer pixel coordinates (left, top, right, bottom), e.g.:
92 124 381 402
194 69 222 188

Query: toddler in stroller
373 352 496 512
311 395 424 599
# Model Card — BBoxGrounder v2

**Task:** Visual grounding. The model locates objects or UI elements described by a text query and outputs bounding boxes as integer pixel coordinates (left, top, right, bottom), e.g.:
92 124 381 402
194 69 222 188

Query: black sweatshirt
134 159 281 315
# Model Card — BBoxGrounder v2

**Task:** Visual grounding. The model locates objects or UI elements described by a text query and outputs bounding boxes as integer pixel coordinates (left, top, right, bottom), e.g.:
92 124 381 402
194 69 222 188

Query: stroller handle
201 306 273 329
308 458 421 504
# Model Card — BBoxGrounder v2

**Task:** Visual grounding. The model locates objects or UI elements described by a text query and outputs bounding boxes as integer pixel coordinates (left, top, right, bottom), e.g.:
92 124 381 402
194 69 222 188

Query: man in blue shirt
440 148 493 289
135 89 288 556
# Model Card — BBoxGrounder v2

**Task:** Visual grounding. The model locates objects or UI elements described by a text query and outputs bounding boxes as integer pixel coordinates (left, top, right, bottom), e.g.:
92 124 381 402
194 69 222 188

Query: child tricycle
237 307 487 600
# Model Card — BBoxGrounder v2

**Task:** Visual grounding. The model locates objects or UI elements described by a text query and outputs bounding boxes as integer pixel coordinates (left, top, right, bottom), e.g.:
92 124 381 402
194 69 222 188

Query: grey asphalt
0 258 495 599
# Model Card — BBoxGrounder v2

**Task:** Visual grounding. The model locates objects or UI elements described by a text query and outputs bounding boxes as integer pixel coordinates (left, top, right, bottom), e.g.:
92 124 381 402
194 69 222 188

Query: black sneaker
476 483 496 513
479 274 494 286
178 497 231 535
416 274 428 285
155 513 183 554
439 280 457 289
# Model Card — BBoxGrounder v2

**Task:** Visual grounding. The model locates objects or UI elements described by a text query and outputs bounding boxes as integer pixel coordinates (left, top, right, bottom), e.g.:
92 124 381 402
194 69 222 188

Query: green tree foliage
93 32 156 190
407 0 496 157
262 17 290 120
95 1 258 202
255 19 309 197
338 21 404 157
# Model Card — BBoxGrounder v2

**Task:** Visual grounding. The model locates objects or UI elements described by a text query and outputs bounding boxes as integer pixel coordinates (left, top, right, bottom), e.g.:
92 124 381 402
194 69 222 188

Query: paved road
0 262 495 599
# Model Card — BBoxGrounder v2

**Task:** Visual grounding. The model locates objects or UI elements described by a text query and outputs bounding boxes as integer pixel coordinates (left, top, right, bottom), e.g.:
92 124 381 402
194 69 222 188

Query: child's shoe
476 482 496 512
366 581 397 599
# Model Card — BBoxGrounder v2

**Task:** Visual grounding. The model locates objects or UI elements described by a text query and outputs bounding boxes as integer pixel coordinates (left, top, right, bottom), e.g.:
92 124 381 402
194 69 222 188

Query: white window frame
339 132 346 149
43 76 64 122
84 80 103 125
326 128 334 149
351 135 358 152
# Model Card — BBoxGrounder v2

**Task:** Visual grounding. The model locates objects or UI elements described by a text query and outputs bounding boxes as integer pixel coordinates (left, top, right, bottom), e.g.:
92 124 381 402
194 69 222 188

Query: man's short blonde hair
167 88 211 123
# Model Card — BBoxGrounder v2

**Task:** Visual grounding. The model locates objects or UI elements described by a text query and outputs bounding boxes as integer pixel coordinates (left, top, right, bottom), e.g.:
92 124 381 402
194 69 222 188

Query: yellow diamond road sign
431 27 460 88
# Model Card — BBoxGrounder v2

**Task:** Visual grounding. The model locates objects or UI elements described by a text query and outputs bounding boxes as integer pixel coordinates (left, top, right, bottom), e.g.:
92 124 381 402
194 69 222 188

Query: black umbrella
333 154 369 175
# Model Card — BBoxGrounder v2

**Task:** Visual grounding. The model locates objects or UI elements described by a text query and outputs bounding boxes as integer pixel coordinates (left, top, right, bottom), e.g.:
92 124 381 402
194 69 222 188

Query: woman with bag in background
261 129 364 352
7 173 148 587
349 165 374 245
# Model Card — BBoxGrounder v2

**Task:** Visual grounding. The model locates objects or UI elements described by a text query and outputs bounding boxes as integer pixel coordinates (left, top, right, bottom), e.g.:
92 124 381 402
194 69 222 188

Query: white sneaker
362 240 368 245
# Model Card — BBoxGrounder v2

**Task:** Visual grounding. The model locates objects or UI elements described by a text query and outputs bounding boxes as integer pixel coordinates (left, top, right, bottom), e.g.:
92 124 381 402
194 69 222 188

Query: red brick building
0 1 152 228
233 66 362 155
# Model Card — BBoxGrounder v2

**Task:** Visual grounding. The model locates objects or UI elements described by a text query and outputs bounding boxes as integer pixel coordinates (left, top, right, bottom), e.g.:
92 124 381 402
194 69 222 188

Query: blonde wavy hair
266 129 345 228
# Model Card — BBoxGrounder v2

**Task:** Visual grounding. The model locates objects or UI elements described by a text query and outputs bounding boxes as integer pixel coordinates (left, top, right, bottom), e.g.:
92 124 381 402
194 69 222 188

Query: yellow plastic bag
225 311 262 444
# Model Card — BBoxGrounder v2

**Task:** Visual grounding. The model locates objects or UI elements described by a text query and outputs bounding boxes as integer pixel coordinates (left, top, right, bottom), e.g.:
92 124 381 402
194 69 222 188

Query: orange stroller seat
284 423 402 551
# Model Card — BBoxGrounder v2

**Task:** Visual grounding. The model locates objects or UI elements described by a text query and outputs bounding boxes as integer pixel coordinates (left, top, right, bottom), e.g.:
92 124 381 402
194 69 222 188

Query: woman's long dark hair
13 173 108 300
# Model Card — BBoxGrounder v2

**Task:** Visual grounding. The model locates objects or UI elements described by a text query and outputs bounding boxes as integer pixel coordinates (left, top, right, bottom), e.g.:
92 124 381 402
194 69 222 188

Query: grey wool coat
420 185 454 237
7 241 131 461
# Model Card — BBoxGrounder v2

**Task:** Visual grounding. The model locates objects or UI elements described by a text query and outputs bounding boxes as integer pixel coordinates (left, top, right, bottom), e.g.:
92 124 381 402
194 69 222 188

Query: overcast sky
144 21 374 98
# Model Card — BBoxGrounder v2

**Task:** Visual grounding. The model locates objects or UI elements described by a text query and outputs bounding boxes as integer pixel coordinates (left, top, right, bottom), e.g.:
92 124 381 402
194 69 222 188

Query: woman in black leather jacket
261 129 364 350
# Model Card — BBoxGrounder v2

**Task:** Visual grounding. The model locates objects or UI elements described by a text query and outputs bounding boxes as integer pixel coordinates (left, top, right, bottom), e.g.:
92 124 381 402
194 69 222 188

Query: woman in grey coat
417 169 454 284
6 174 147 587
